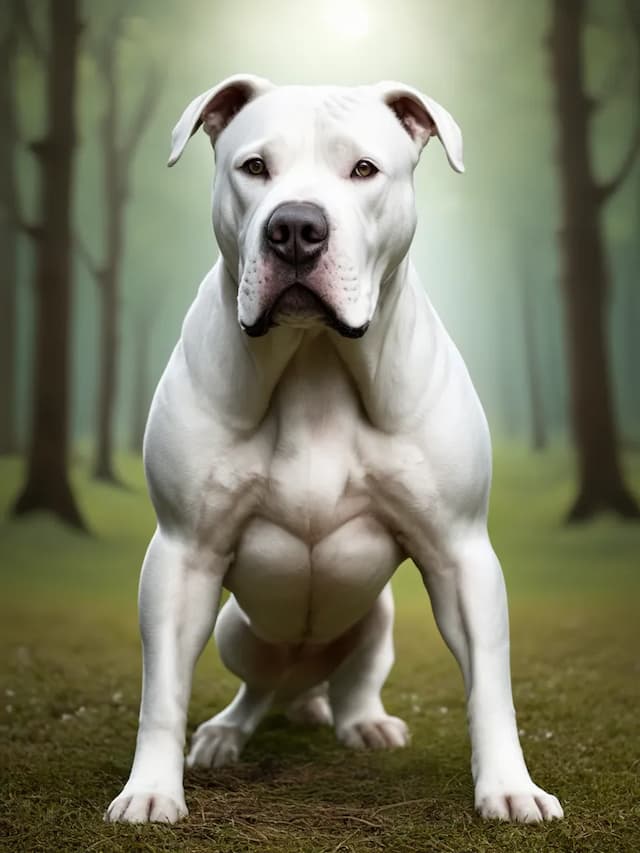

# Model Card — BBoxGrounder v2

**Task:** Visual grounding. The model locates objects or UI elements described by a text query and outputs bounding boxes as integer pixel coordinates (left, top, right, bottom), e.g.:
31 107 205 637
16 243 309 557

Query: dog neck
182 257 442 434
330 258 442 431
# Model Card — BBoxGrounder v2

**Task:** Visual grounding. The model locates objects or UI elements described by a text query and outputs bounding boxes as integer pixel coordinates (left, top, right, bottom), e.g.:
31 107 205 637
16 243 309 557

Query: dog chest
219 340 402 642
224 511 401 644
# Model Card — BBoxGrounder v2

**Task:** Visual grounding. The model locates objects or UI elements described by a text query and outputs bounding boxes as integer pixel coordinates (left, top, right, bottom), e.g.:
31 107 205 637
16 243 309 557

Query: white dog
106 75 563 824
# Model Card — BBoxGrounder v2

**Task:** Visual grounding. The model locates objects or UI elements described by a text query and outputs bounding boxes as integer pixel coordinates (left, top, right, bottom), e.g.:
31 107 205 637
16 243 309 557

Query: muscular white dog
106 75 563 824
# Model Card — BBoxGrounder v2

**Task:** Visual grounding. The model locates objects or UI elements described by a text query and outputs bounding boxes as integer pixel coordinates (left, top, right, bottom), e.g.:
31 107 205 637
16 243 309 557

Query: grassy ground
1 447 639 852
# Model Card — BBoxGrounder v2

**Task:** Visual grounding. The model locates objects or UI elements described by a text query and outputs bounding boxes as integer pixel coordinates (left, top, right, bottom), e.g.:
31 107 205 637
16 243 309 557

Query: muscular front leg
106 529 225 823
417 530 563 822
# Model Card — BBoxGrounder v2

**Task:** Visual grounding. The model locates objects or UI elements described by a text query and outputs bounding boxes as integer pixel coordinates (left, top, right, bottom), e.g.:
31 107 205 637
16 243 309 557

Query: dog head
169 75 463 338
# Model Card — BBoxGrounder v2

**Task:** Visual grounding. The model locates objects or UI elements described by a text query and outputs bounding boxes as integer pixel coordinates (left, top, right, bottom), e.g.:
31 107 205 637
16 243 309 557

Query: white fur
105 77 563 826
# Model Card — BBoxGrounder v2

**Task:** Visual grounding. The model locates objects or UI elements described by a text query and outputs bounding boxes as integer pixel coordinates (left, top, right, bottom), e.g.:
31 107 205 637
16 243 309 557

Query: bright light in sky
323 0 371 40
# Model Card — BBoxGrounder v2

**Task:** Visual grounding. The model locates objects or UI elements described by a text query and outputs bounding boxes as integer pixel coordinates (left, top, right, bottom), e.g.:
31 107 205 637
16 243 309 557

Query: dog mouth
240 283 369 339
275 283 327 319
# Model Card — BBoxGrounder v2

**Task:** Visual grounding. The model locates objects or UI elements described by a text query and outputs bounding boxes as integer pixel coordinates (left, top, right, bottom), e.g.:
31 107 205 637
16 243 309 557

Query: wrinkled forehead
215 85 416 168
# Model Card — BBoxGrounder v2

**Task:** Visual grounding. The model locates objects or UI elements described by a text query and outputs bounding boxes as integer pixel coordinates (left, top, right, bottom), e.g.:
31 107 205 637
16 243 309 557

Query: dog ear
168 74 274 166
377 82 464 173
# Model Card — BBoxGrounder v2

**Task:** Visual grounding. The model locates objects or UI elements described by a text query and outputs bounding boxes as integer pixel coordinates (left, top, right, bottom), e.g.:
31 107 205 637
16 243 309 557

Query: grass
1 446 639 852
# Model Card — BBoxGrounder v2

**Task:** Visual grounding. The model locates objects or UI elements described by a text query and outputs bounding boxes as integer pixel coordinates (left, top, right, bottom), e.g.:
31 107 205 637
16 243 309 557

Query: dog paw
475 786 564 822
337 715 410 750
286 694 333 727
186 722 247 769
105 791 187 824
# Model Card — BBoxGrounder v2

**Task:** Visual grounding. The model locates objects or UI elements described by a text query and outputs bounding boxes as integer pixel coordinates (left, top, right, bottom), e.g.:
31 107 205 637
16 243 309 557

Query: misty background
2 3 640 848
1 0 639 526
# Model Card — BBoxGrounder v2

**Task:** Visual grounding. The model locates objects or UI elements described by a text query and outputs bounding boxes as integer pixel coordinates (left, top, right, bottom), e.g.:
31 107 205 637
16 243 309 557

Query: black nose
266 202 329 266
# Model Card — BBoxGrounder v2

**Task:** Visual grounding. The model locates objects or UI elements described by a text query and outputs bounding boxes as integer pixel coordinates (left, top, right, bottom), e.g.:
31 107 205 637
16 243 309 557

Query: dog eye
242 157 268 177
351 159 378 179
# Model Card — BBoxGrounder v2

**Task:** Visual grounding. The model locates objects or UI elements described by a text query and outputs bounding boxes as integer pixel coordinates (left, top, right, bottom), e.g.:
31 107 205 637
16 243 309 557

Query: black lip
326 316 370 339
240 284 369 339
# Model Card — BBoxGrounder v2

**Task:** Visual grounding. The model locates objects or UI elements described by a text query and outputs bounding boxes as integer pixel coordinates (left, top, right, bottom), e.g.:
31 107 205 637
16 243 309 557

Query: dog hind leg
187 682 273 768
329 583 410 750
187 595 285 767
285 682 333 726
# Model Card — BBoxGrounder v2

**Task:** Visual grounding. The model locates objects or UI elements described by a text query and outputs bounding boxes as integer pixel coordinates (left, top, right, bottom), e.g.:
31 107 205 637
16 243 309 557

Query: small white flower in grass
76 706 86 716
439 706 449 715
544 730 554 739
111 690 123 704
519 728 526 737
5 689 15 697
16 646 31 665
60 713 73 722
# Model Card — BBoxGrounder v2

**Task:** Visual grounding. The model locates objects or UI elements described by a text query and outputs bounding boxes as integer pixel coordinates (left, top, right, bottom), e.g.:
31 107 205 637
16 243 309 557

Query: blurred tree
128 291 164 454
616 235 640 445
0 1 41 454
493 284 524 440
77 11 160 483
624 169 640 435
548 0 640 521
521 258 547 452
0 4 21 455
11 0 86 529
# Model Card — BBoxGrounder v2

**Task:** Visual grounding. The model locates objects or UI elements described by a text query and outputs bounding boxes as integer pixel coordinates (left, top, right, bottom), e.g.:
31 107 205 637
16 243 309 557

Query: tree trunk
93 260 121 482
0 20 19 454
12 0 86 529
129 312 152 455
521 266 547 452
548 0 639 521
496 288 522 440
81 30 159 481
92 35 125 484
626 186 640 434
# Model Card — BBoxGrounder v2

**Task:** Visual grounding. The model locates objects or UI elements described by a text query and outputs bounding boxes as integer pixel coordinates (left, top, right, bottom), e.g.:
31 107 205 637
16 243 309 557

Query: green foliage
1 448 639 851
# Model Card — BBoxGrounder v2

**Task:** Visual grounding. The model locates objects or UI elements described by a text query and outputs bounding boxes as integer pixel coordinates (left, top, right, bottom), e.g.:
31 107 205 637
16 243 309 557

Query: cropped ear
377 81 464 173
168 74 274 166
